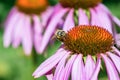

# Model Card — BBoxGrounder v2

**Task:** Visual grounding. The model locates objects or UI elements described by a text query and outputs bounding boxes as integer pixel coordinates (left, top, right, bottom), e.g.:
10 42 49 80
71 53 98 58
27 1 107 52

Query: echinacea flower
39 0 120 53
33 25 120 80
3 0 60 55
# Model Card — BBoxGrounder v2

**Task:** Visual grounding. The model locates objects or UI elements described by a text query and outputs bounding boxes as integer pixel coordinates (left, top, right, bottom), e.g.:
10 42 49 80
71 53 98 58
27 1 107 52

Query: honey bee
55 30 66 41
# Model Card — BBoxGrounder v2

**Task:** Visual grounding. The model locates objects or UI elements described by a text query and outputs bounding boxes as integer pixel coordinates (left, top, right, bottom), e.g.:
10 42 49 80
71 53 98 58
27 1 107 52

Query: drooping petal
22 15 32 55
33 15 43 33
52 4 63 15
112 16 120 27
3 12 20 47
72 54 85 80
63 9 75 32
95 6 113 34
97 4 111 15
46 74 53 80
101 54 119 80
79 9 89 25
107 52 120 73
39 9 68 53
98 4 120 28
90 8 102 26
41 7 54 27
112 46 120 57
32 48 66 78
32 15 43 53
53 52 70 80
63 54 77 80
85 55 95 80
115 34 120 48
90 56 101 80
41 4 63 27
97 4 120 29
12 13 24 48
5 7 18 27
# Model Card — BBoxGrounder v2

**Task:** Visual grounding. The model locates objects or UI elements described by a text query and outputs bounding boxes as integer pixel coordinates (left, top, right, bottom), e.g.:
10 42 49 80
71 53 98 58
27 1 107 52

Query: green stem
85 9 91 21
74 9 79 26
31 48 38 67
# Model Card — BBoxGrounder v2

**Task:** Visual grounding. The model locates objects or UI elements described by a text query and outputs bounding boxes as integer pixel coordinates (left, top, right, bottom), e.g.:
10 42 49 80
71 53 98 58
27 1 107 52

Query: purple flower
33 25 120 80
39 0 120 53
3 0 61 55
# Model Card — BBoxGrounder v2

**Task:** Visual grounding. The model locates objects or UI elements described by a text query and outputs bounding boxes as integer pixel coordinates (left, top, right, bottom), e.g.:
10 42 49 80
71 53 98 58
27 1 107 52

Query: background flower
39 0 120 54
0 0 120 80
33 25 120 80
3 0 55 55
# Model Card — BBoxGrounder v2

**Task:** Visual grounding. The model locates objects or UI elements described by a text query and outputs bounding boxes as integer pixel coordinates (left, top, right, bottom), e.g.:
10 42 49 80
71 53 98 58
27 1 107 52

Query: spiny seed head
59 0 102 9
60 25 114 56
16 0 48 14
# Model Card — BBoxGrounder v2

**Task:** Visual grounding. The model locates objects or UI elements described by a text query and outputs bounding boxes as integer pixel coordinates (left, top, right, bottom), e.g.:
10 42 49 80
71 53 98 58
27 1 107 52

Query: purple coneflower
33 25 120 80
40 0 120 53
3 0 58 55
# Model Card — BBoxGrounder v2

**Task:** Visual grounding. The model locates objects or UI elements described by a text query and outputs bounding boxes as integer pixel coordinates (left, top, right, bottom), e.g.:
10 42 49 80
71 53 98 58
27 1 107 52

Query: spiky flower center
59 0 102 9
16 0 48 14
62 25 113 56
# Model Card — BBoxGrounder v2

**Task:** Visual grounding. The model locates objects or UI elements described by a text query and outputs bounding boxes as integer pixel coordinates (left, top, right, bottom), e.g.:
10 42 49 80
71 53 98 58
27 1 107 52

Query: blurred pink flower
33 25 120 80
3 0 61 55
39 1 120 53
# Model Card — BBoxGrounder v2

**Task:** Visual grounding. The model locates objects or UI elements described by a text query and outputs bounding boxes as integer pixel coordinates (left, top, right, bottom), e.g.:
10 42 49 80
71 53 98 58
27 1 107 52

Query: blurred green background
0 0 120 80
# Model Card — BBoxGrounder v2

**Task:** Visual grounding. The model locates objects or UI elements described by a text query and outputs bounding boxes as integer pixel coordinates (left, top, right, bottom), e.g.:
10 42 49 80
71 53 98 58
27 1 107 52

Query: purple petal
95 6 113 34
112 16 120 27
115 34 120 48
41 7 54 27
112 46 120 57
108 52 120 73
22 15 32 55
97 4 111 15
4 7 18 27
63 9 75 32
85 55 95 80
46 74 53 80
90 56 101 80
90 8 102 26
32 48 66 78
33 15 43 33
12 13 25 48
101 54 119 80
53 52 70 80
3 12 20 47
52 4 63 15
63 54 77 80
72 54 85 80
97 4 120 29
78 9 89 25
39 9 68 53
34 34 42 53
32 15 43 53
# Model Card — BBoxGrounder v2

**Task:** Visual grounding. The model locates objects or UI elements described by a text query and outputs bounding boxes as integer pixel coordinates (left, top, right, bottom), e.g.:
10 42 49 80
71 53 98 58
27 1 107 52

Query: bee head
55 30 66 41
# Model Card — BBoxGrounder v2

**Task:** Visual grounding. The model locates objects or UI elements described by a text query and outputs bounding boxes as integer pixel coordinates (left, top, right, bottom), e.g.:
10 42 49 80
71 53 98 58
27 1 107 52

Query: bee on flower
39 0 120 54
33 25 120 80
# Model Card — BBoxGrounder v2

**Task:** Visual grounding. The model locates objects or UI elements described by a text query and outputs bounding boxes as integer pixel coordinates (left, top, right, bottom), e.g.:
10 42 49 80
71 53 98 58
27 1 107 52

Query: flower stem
74 9 79 26
31 48 38 66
